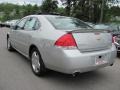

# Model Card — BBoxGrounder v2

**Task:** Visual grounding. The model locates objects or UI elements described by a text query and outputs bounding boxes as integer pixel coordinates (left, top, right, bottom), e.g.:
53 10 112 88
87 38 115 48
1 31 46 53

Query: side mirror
10 25 18 30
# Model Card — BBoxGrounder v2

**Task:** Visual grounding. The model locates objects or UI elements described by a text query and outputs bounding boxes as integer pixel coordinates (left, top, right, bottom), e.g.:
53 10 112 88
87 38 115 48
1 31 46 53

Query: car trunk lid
70 29 112 52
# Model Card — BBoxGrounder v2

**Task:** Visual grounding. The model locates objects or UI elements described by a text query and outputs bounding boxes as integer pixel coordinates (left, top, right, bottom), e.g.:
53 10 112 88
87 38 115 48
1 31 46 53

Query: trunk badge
97 37 101 40
94 32 100 35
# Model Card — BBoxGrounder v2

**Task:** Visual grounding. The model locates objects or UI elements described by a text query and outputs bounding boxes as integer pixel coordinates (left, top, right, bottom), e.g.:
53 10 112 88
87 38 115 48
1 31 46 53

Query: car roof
26 14 61 18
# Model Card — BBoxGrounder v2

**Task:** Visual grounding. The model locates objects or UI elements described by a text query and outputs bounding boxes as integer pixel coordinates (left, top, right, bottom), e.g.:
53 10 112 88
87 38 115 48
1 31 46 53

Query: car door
16 17 40 56
10 17 28 50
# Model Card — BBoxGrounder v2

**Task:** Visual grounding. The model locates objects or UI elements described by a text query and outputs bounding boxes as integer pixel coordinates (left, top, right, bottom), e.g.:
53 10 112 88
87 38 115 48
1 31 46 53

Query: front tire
7 38 14 51
30 48 46 76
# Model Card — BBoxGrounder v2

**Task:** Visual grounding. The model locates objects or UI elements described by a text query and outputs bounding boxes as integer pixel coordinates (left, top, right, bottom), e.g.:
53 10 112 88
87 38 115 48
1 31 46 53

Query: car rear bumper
44 44 117 74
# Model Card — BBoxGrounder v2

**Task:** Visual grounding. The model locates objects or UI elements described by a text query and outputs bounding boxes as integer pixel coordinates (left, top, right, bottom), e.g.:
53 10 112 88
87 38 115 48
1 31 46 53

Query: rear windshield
46 16 92 30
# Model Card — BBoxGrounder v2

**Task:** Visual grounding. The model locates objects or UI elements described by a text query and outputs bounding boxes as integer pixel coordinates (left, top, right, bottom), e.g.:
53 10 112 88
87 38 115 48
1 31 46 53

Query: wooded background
0 0 120 23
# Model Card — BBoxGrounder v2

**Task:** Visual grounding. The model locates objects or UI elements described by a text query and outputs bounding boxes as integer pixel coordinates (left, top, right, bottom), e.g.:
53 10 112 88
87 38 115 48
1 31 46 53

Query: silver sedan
7 15 117 76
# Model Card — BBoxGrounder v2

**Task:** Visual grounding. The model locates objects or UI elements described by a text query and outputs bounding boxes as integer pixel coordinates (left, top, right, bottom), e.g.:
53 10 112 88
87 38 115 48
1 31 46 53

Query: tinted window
46 16 92 30
17 18 27 30
24 17 37 30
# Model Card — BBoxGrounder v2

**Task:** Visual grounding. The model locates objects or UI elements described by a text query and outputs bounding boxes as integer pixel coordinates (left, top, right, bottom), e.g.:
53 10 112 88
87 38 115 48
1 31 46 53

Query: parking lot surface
0 27 120 90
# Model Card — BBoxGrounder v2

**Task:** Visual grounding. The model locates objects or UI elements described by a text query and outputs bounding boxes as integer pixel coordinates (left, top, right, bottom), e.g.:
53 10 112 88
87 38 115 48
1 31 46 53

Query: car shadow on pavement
41 69 107 85
36 69 109 89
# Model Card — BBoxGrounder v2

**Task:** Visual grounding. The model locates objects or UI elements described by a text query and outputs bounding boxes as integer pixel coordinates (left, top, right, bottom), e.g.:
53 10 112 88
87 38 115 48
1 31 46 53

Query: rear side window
24 17 40 30
46 16 92 30
24 17 37 30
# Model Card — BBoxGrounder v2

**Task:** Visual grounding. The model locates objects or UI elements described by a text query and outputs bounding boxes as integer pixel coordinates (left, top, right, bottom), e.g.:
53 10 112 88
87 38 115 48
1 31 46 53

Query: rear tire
7 38 14 51
30 48 46 76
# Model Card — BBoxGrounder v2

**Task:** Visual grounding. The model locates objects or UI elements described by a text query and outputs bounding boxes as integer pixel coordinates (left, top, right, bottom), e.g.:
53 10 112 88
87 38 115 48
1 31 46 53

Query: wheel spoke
31 51 40 73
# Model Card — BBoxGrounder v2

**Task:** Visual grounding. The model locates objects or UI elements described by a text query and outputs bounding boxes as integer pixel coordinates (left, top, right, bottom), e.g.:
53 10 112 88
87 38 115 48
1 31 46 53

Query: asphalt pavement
0 27 120 90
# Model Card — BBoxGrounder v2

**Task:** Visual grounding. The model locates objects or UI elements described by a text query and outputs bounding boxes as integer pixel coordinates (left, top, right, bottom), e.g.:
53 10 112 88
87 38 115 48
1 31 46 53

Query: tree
57 7 65 15
0 0 119 22
65 0 72 16
41 0 58 13
32 4 40 14
61 0 119 23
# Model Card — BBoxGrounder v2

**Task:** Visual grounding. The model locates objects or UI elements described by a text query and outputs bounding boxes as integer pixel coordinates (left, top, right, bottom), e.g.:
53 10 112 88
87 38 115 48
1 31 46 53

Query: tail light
55 33 77 49
112 36 117 43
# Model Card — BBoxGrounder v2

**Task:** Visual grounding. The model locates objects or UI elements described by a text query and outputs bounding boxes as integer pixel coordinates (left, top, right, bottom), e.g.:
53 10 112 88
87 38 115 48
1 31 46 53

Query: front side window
46 16 92 30
16 18 27 30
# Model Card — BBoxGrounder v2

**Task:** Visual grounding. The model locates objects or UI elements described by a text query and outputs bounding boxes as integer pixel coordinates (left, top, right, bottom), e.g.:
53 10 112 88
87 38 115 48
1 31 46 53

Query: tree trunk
99 0 104 23
66 0 71 16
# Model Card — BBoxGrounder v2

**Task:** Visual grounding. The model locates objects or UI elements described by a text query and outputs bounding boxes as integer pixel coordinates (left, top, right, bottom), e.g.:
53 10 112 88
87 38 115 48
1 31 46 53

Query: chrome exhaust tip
72 72 79 77
110 63 114 66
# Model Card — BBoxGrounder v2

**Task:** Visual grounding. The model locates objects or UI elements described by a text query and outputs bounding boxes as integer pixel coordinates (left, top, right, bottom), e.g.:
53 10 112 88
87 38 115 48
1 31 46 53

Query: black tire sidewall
30 48 46 76
7 38 13 51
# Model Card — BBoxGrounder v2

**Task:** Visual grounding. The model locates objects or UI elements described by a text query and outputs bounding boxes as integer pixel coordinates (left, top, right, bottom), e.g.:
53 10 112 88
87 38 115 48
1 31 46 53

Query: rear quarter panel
29 16 66 67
